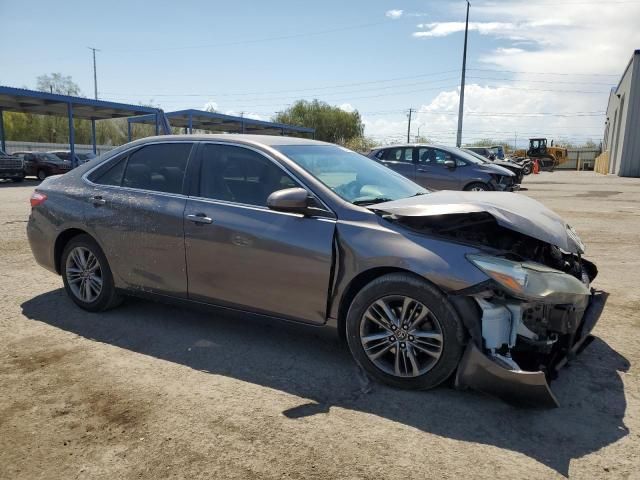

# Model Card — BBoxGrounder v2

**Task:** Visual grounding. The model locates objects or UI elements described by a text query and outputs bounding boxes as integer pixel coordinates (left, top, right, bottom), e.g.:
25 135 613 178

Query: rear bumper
455 290 607 407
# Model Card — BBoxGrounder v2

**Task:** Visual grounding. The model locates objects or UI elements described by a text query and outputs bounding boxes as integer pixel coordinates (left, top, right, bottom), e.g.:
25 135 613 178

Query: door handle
186 213 213 224
90 195 106 206
417 168 427 172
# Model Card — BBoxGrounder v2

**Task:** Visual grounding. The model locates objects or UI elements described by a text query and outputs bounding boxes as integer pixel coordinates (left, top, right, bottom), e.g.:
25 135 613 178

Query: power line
467 68 620 77
100 70 461 98
107 20 392 53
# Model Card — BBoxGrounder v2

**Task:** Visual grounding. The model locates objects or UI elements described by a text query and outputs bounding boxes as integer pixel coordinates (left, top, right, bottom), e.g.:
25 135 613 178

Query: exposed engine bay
386 211 597 284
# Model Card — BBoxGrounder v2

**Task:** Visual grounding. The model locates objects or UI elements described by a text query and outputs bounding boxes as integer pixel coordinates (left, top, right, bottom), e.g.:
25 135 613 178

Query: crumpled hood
477 164 514 176
373 191 584 253
492 160 523 171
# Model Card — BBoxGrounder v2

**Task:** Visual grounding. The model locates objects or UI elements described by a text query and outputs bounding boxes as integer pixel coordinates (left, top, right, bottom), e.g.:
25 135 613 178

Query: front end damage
372 192 607 407
454 288 607 408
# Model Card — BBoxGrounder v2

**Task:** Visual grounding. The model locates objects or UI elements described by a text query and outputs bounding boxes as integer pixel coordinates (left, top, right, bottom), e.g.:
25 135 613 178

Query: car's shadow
21 289 629 476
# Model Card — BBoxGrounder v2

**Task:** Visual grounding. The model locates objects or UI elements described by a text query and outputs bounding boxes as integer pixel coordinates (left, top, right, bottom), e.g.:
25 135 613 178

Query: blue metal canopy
0 85 169 165
127 108 315 139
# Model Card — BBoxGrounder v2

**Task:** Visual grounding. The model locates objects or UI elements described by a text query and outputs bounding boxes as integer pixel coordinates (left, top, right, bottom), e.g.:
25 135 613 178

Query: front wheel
522 163 532 175
37 170 47 181
464 182 490 192
61 234 122 312
345 273 465 390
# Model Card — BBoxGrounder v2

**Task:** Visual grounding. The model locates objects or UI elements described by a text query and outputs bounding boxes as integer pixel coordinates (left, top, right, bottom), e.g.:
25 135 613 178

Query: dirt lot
1 171 639 479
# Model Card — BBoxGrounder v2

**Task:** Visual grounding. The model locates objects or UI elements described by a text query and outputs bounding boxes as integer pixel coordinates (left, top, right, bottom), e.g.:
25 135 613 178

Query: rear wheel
345 273 464 390
61 234 122 312
13 175 24 183
464 182 490 192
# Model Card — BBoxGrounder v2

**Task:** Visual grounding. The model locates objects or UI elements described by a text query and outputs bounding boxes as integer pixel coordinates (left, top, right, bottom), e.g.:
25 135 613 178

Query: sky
1 0 639 147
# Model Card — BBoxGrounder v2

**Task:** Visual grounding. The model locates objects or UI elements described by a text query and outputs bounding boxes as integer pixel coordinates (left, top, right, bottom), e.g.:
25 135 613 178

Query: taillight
30 192 47 207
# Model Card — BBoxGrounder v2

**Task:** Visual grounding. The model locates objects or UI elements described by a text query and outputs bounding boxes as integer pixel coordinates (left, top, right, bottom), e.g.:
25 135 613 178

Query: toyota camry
27 135 606 406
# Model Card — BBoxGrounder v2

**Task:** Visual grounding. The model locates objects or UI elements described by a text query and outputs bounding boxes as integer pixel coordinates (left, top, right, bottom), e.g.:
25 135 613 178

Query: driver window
199 144 297 206
417 148 435 164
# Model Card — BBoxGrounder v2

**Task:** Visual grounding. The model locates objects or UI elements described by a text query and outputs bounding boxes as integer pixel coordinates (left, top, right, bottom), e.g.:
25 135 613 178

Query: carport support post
91 119 97 155
188 113 193 134
281 127 285 136
127 121 132 142
0 109 5 152
241 119 245 133
67 103 76 168
155 113 159 136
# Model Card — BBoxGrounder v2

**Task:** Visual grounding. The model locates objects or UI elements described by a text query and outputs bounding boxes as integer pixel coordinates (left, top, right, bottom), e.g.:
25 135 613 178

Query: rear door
85 142 194 297
183 142 335 324
376 147 416 181
415 147 460 190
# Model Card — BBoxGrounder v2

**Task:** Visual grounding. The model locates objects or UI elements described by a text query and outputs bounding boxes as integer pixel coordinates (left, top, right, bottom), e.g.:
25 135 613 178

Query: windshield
43 153 65 162
274 144 427 205
460 148 491 164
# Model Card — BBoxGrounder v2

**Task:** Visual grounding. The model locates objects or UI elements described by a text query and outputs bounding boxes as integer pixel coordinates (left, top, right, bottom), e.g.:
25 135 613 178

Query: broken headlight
467 254 590 303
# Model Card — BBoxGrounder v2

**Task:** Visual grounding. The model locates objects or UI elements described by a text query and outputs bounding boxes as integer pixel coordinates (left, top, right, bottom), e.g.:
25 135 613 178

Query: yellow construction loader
514 138 568 171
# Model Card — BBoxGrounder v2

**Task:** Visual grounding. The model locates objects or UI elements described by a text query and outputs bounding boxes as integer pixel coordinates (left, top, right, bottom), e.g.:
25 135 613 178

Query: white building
603 49 640 177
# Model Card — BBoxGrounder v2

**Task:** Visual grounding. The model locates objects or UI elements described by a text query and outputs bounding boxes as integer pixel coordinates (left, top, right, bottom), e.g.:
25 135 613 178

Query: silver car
27 135 605 406
368 143 517 191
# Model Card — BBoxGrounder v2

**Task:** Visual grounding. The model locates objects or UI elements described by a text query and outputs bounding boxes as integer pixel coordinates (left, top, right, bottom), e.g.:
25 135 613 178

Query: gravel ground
1 171 639 479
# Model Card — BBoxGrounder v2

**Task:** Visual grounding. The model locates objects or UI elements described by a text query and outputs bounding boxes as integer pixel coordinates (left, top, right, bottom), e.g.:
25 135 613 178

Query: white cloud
224 110 266 121
413 3 640 75
414 21 513 38
494 47 524 55
338 103 355 113
362 84 607 146
385 9 403 19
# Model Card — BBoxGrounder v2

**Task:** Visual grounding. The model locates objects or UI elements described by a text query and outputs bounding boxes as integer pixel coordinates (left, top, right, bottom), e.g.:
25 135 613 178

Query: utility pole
456 1 470 147
88 47 100 99
514 132 517 151
407 108 413 143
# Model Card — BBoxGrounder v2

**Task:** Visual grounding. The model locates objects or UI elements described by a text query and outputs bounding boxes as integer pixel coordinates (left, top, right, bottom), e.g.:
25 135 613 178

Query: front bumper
455 290 607 407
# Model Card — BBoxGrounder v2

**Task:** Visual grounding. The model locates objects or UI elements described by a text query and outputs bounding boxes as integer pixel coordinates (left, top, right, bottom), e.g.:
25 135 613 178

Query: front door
415 147 459 190
184 143 335 325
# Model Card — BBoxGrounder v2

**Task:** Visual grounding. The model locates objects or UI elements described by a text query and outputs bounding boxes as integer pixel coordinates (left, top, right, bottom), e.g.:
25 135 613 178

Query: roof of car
132 134 332 147
373 143 458 151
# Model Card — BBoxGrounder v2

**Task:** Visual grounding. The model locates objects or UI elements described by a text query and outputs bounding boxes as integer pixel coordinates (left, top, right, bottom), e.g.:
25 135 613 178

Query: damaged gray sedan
27 135 605 407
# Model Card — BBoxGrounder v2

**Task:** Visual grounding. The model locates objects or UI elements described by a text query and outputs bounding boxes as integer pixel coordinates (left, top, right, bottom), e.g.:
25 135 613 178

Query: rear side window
381 147 413 163
121 143 192 194
94 156 127 186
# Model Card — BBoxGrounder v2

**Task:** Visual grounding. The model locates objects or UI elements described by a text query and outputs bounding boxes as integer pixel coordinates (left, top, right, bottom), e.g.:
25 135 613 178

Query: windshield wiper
352 197 395 206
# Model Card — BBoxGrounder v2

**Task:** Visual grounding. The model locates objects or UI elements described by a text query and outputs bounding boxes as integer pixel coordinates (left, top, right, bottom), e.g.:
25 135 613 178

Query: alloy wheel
65 246 103 303
360 295 443 377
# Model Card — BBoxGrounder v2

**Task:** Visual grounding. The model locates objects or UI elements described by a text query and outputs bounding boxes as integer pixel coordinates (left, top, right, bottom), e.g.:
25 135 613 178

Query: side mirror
266 188 310 214
444 159 456 169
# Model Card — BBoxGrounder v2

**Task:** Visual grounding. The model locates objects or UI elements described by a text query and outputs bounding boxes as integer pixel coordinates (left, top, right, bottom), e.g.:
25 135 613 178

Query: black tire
345 273 465 390
61 234 122 312
13 176 24 183
37 170 47 181
522 164 532 175
464 182 490 191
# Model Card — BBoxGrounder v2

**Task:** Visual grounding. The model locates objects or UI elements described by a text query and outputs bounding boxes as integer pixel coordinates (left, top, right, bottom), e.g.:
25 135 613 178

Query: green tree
36 73 81 96
273 100 364 145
